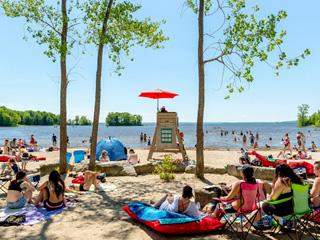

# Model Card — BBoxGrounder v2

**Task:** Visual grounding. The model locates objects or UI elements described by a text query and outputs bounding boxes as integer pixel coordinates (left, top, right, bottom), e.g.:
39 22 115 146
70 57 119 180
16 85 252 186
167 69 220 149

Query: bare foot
96 170 101 176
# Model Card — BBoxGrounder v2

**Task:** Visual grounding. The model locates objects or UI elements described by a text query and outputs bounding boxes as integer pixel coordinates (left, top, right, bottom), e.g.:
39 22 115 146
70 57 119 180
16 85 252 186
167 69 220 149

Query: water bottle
197 202 201 210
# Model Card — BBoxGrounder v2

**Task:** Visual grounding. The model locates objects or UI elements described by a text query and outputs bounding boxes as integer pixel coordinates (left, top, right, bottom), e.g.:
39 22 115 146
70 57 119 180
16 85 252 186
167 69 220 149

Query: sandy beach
1 148 319 240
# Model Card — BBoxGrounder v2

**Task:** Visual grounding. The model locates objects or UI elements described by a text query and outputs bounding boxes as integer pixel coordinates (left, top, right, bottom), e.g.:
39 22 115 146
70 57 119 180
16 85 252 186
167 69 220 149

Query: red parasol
139 89 179 111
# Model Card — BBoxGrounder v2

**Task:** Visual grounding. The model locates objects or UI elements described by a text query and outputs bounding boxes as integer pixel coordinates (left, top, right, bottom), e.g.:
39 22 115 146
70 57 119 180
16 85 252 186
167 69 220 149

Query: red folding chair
213 182 262 240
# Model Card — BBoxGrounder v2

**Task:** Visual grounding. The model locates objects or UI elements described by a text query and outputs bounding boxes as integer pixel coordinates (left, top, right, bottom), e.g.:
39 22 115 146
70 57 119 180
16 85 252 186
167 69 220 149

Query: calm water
0 122 319 149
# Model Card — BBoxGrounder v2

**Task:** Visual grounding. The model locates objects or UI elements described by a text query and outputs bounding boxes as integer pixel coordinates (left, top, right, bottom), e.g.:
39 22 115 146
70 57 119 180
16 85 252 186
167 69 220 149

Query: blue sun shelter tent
96 137 127 161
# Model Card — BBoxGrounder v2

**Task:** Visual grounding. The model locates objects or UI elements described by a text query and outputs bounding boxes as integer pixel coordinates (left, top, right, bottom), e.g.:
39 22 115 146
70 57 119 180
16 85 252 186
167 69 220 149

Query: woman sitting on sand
7 171 35 209
150 185 201 219
99 150 110 162
34 170 66 211
68 170 101 191
211 164 256 220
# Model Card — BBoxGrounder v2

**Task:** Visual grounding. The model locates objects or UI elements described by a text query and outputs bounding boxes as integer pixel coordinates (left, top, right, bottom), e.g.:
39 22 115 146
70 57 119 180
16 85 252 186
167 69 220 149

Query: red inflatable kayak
0 156 10 162
248 151 287 167
288 161 314 175
123 205 223 234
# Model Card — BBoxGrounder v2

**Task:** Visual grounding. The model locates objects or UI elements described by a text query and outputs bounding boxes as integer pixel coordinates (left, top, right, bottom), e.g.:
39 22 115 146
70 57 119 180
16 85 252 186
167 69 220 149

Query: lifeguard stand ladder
147 112 189 161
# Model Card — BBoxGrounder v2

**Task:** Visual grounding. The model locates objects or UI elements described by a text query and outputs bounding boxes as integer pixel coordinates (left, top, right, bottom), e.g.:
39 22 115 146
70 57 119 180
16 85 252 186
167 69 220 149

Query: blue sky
0 0 319 123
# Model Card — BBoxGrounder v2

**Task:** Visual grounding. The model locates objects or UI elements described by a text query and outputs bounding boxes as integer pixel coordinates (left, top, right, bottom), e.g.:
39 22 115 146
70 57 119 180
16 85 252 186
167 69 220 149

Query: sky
0 0 319 123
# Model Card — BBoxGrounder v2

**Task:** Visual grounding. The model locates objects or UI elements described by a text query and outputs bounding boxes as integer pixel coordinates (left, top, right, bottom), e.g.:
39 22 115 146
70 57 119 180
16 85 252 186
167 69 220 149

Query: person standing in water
52 134 57 146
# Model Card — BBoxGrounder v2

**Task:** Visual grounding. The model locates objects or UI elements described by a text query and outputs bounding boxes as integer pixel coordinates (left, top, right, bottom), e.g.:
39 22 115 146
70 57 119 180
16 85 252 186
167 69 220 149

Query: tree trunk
59 0 68 174
195 0 205 179
89 0 114 171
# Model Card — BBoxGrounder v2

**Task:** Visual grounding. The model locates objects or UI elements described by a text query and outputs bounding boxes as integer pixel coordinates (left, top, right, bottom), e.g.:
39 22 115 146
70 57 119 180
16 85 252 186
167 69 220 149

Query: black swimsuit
262 191 293 217
44 182 65 211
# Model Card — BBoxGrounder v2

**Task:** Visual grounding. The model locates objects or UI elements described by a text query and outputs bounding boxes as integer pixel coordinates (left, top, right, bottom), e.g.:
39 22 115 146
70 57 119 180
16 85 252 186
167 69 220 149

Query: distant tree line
297 104 320 127
67 116 92 126
105 112 142 126
0 106 60 127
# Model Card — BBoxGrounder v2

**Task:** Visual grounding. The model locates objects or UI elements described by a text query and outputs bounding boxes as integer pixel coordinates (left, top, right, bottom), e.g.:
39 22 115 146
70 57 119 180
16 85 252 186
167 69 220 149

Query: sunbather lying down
68 170 101 191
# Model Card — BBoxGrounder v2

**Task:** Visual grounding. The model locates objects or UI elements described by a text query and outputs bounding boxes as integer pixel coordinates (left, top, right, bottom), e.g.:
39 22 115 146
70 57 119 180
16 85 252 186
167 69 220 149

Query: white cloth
159 195 201 219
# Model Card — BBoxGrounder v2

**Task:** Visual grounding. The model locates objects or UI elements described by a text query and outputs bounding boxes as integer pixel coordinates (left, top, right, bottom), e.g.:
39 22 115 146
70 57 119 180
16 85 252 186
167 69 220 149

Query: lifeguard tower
147 112 188 160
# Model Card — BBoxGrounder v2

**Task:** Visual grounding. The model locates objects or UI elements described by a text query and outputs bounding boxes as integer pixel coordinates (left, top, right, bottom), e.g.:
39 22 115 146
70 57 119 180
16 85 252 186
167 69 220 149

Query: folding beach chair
213 182 261 240
57 152 72 164
268 183 317 240
0 174 12 194
73 150 85 164
67 152 72 164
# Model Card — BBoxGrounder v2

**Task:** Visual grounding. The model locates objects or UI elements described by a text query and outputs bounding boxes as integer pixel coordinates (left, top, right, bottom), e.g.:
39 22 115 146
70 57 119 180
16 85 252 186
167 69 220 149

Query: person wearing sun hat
99 150 110 162
211 164 256 220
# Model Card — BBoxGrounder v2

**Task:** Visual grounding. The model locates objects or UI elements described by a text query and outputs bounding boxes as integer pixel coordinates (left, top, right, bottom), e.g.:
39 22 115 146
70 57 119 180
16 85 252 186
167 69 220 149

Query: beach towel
0 203 74 225
78 182 118 194
88 182 117 193
0 204 34 220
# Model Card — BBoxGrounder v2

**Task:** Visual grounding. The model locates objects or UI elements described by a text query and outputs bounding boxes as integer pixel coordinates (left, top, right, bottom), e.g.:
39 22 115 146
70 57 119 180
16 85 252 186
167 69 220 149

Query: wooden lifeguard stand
147 112 189 161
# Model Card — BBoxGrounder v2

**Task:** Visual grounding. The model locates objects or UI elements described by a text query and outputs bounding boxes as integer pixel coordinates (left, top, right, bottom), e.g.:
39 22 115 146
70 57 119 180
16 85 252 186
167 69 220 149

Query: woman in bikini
68 170 101 191
283 133 292 156
150 185 201 218
7 171 35 209
34 170 66 211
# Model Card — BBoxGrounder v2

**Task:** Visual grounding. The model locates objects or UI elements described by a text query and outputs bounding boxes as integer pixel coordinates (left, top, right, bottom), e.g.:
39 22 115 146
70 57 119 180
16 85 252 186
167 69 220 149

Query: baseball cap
237 164 254 176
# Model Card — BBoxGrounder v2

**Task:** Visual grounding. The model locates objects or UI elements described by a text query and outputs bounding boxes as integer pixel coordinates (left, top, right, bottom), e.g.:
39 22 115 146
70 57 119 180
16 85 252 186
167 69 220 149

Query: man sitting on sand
68 170 101 191
311 161 320 208
127 149 140 165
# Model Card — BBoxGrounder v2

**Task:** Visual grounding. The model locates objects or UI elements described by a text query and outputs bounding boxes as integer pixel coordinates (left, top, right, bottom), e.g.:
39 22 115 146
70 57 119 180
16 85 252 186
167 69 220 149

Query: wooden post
147 126 157 160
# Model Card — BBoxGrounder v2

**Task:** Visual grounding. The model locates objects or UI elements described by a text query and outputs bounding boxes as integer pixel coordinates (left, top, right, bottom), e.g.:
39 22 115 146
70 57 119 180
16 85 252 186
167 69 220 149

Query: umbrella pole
157 99 159 112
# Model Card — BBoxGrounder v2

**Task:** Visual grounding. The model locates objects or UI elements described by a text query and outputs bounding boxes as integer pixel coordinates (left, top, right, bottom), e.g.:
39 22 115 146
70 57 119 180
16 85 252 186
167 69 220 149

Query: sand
0 147 319 240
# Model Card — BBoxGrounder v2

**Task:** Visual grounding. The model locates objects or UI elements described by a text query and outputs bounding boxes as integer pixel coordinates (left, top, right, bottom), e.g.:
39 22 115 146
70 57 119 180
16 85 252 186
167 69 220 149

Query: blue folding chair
73 150 85 164
58 152 72 164
67 152 72 164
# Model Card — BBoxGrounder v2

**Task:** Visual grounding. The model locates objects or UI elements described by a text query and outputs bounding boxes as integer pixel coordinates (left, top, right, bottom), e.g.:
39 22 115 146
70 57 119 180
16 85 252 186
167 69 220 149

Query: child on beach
0 158 16 175
283 133 292 155
311 141 317 151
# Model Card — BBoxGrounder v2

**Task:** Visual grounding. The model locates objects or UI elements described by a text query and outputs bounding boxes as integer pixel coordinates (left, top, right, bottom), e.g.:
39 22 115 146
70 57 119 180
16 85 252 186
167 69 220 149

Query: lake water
0 122 319 149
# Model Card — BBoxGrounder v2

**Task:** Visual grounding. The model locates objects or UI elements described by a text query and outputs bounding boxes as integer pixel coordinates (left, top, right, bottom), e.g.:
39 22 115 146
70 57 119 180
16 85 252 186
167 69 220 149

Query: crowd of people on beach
149 162 320 225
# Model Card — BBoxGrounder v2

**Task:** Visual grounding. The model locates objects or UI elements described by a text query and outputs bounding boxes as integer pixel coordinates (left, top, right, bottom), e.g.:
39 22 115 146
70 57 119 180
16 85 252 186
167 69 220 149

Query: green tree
79 0 168 170
1 0 81 174
187 0 309 178
74 115 80 125
297 104 309 127
2 113 12 126
33 112 43 125
23 112 33 125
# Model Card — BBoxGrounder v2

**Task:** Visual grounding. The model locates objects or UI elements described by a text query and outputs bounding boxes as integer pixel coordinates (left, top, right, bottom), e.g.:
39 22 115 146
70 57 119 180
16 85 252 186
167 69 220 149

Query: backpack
239 156 250 165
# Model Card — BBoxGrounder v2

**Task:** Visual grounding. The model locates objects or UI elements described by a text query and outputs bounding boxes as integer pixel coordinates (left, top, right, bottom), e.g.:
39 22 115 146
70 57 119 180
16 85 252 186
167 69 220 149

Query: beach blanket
0 204 34 220
128 202 200 224
0 203 74 225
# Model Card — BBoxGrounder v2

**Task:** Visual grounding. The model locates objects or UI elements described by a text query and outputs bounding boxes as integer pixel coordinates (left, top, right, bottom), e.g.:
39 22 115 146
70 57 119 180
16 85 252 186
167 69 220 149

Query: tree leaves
186 0 310 98
80 0 168 75
0 0 81 62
